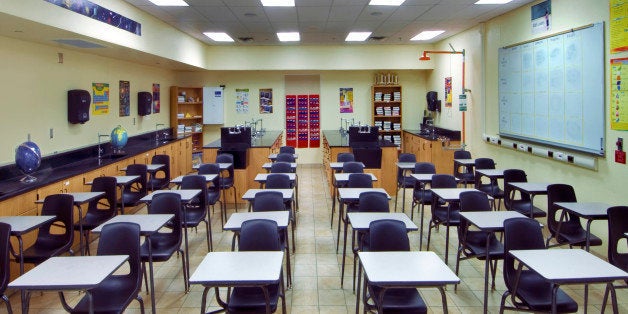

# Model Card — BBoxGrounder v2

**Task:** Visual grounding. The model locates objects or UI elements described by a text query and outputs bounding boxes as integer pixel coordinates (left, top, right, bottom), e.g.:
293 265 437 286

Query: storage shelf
373 115 401 118
379 130 401 133
177 102 202 105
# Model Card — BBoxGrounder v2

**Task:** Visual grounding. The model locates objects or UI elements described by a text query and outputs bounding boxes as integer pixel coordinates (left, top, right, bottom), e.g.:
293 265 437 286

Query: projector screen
498 22 605 156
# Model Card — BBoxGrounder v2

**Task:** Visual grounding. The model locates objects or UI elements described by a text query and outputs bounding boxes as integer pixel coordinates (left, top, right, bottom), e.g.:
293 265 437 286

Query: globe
15 141 41 183
110 125 128 153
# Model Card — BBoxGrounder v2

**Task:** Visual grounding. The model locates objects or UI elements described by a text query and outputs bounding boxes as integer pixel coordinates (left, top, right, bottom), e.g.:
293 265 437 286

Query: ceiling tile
297 6 331 22
264 7 299 23
389 5 432 21
194 6 238 22
328 5 364 22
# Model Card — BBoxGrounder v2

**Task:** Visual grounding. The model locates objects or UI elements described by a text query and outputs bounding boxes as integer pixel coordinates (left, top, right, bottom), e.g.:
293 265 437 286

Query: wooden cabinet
170 86 204 153
402 131 459 174
372 85 402 147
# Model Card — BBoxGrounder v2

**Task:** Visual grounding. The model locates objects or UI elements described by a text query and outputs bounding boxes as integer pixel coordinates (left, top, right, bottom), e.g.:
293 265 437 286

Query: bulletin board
498 22 605 156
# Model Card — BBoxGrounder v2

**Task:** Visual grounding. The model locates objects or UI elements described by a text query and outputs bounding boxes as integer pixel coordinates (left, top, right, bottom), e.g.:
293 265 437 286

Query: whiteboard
498 22 605 156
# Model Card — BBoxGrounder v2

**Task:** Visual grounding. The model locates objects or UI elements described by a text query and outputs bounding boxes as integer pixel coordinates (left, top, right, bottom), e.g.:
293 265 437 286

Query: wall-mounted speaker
138 91 152 116
68 89 91 124
426 91 441 112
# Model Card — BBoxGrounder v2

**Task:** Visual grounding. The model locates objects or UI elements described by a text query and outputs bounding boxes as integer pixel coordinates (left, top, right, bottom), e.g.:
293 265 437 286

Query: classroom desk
346 212 417 291
474 169 505 208
85 175 140 215
121 164 165 191
192 162 233 171
9 255 128 314
241 189 294 204
35 191 105 256
395 162 416 214
170 174 218 185
268 153 298 161
453 158 475 185
92 214 173 314
507 182 550 218
223 211 292 287
356 251 459 314
552 202 610 251
430 188 491 265
254 173 297 187
140 189 201 293
330 172 377 228
329 161 364 171
262 162 297 172
190 251 285 314
335 188 389 256
509 249 628 314
459 211 526 314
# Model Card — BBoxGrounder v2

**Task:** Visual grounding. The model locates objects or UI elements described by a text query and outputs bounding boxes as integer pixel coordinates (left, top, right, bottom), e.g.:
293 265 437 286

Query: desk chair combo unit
503 169 547 219
427 174 461 264
331 161 364 228
474 157 504 209
76 176 117 256
197 163 226 228
335 172 372 253
119 164 148 214
410 162 436 250
453 150 474 186
148 154 171 191
394 153 417 213
216 153 238 214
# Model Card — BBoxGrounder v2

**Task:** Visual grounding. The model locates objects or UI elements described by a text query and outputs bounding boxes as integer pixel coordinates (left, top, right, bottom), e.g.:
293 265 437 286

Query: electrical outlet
517 144 528 151
490 137 498 144
554 152 566 161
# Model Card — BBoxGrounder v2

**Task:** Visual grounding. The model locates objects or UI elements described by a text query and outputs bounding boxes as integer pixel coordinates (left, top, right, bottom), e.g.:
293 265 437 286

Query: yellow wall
436 0 621 256
0 35 175 164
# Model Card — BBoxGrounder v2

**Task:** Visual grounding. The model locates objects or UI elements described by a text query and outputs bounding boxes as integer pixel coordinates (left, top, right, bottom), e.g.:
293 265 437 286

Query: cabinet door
419 138 432 163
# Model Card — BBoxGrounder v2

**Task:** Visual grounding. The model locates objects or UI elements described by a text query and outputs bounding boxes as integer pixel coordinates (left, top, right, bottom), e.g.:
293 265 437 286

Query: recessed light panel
147 0 189 6
261 0 295 6
345 32 372 42
203 32 235 42
277 32 300 42
411 30 445 41
369 0 406 5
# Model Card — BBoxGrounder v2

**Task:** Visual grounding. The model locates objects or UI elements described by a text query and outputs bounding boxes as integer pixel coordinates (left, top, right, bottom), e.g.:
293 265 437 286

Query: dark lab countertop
322 130 397 147
203 131 283 149
404 126 461 141
0 130 187 202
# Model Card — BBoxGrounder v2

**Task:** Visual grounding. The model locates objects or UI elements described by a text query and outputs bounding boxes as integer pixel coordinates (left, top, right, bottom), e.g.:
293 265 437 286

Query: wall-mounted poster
611 58 628 130
444 77 452 108
236 88 249 113
611 0 628 54
119 80 130 117
45 0 141 35
339 87 353 113
152 83 160 113
531 0 551 35
259 88 273 113
92 83 109 115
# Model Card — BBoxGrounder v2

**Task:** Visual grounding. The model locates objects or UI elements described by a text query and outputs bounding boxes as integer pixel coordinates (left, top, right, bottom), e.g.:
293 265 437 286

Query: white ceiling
124 0 535 45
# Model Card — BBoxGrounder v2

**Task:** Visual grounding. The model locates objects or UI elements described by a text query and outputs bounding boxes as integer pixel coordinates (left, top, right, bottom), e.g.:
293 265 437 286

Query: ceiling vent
368 36 386 41
238 37 254 43
52 39 106 48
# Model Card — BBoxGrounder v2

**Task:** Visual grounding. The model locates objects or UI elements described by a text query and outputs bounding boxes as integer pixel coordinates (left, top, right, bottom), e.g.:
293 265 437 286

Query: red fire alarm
616 138 626 164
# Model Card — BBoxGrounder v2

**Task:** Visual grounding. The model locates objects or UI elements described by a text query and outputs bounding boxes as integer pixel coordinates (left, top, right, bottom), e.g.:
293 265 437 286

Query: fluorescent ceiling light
411 30 445 41
345 32 372 42
203 32 234 42
261 0 295 6
147 0 189 6
369 0 406 5
475 0 513 4
277 32 300 42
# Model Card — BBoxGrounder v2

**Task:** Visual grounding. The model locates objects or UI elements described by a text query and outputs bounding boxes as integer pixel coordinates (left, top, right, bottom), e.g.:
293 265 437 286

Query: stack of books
393 123 401 130
374 121 383 129
383 93 391 102
384 107 392 116
375 107 384 115
392 107 400 116
393 135 402 145
374 92 383 101
393 91 401 101
383 121 392 130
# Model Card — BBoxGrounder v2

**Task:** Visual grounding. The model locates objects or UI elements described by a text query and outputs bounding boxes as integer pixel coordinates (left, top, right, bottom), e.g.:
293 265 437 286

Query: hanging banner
236 88 249 113
152 83 160 113
259 88 273 113
444 77 452 108
119 80 130 117
92 82 109 115
339 87 353 113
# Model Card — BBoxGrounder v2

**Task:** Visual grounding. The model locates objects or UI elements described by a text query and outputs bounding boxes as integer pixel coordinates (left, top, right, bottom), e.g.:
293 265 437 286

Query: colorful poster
92 83 109 115
339 87 353 113
119 80 130 117
611 58 628 130
531 0 551 35
152 83 160 113
236 88 249 113
444 77 452 108
259 88 273 113
611 0 628 53
45 0 141 35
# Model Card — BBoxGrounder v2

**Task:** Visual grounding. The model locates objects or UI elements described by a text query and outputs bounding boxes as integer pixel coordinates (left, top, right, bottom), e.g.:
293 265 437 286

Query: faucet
97 133 110 161
155 123 165 143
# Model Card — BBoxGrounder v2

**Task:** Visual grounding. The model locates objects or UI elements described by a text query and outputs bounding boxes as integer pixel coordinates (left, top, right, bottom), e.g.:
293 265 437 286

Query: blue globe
15 141 41 175
111 125 128 150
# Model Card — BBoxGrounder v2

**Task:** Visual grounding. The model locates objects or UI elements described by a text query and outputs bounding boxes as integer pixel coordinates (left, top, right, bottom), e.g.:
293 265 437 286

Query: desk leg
331 183 337 228
438 286 449 314
147 236 157 314
200 287 210 314
401 180 407 214
285 228 292 288
355 259 361 314
528 194 536 218
183 204 191 293
340 216 349 288
551 284 559 314
76 204 85 256
119 185 126 215
483 232 490 314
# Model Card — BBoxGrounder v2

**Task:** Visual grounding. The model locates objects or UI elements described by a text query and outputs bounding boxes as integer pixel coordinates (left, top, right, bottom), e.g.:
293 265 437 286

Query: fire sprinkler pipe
419 49 467 150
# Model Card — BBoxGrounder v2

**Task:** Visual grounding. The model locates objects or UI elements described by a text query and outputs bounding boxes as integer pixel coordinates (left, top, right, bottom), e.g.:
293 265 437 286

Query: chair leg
499 291 510 314
232 186 238 212
394 185 400 212
141 262 149 293
204 219 212 252
136 295 145 314
601 284 610 314
454 245 463 291
490 259 498 290
1 295 12 314
426 220 435 250
179 248 188 292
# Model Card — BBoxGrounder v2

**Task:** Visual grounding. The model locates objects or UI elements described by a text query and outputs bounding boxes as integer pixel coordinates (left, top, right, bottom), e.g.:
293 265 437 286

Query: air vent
238 37 254 42
53 39 106 48
368 36 386 41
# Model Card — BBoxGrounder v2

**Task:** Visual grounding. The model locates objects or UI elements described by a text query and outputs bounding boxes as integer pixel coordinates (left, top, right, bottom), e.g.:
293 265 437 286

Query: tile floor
7 164 628 313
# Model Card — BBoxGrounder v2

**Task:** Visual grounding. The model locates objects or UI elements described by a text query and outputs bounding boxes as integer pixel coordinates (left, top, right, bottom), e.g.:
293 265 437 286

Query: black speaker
426 91 440 112
138 91 152 116
68 89 91 124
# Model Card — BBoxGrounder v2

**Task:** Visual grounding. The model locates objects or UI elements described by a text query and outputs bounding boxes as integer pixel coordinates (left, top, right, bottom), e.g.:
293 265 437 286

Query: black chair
336 173 374 254
264 174 297 246
270 162 293 174
0 223 12 314
148 154 171 191
545 184 602 248
474 157 504 209
361 219 427 314
227 219 286 314
140 193 187 293
252 191 292 288
75 176 117 255
499 217 577 313
455 191 504 291
342 161 365 174
180 175 212 251
279 146 295 154
453 150 474 186
275 153 295 163
337 152 355 163
216 153 238 213
601 206 628 313
411 162 436 250
198 163 226 228
426 174 460 264
119 164 148 214
394 153 417 212
16 194 74 265
59 222 145 313
503 169 546 218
